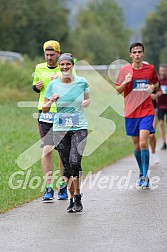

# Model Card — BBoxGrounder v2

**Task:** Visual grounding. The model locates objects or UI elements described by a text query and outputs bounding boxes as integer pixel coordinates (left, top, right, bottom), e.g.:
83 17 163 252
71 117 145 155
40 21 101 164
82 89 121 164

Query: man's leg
149 133 156 154
149 112 159 164
158 109 167 149
42 145 54 184
159 119 167 149
57 152 68 200
149 115 156 153
38 122 55 201
138 129 150 188
132 136 143 177
132 130 150 188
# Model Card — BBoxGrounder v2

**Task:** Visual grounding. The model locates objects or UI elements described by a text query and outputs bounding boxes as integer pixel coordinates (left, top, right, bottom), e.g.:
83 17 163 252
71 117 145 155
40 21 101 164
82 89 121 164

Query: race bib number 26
59 113 79 127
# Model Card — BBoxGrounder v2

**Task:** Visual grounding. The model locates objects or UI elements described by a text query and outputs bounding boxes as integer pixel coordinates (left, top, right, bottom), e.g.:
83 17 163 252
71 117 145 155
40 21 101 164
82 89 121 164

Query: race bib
39 112 55 123
161 85 167 94
59 113 79 127
132 79 148 91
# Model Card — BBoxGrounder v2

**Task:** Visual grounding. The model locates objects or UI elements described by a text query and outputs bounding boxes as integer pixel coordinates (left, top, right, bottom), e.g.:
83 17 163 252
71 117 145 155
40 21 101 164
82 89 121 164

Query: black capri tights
53 129 88 178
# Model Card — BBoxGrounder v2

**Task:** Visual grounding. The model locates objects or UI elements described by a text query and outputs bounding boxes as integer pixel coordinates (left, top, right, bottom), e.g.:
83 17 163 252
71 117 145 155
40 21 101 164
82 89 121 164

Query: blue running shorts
125 115 155 136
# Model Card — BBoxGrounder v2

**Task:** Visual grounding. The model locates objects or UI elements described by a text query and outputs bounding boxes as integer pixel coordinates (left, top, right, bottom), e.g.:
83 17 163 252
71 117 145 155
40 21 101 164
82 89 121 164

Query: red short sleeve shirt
116 63 158 118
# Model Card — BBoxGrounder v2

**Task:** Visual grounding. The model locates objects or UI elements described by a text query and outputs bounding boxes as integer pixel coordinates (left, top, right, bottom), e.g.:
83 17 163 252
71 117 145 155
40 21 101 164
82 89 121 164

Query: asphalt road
0 141 167 252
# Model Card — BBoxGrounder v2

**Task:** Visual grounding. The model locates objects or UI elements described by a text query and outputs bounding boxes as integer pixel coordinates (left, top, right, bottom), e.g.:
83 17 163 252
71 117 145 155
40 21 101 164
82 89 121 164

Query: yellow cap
43 40 61 52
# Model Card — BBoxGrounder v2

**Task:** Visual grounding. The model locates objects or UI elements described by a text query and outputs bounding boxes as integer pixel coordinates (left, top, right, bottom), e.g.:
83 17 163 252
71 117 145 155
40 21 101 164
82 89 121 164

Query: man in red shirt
116 42 159 188
157 64 167 150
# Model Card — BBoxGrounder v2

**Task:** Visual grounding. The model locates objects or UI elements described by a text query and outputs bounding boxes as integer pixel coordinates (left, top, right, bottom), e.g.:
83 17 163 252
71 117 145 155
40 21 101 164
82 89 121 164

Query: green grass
0 103 41 212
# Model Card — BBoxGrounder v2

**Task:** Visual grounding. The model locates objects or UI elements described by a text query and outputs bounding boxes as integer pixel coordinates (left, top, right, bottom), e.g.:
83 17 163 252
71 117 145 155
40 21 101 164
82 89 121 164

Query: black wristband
32 85 40 93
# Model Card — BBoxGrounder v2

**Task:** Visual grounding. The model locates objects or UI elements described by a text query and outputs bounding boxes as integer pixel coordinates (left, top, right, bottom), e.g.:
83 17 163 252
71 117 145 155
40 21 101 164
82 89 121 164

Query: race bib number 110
132 79 148 91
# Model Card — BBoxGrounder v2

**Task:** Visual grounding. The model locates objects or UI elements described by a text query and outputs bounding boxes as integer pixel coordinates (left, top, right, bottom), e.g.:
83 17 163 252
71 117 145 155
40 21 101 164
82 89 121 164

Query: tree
142 0 167 69
0 0 69 58
160 33 167 64
69 0 130 65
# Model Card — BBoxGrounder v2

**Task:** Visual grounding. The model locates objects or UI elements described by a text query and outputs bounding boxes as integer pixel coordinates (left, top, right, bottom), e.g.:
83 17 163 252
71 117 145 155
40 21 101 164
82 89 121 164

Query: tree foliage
0 0 131 64
141 0 167 69
0 0 69 58
116 0 160 30
69 0 130 64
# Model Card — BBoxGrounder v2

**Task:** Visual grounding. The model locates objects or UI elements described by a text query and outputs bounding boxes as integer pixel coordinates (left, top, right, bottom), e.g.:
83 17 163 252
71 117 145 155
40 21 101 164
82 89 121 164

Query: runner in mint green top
42 54 90 213
44 75 89 131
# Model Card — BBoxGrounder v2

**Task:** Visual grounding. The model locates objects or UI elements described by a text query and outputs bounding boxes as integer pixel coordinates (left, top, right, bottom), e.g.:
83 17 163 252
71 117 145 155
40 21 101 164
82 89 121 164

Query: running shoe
137 176 144 187
152 153 159 164
141 177 150 189
67 198 74 213
57 184 68 200
73 194 83 212
42 187 54 202
161 142 167 150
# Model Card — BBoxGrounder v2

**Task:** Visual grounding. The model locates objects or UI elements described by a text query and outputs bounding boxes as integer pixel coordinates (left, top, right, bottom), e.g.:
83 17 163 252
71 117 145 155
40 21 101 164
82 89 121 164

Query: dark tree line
0 0 69 58
142 0 167 69
0 0 131 64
